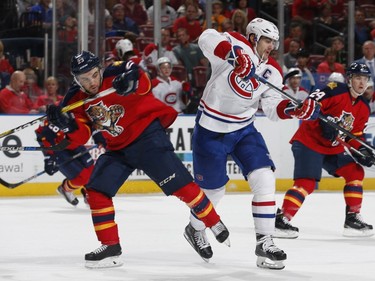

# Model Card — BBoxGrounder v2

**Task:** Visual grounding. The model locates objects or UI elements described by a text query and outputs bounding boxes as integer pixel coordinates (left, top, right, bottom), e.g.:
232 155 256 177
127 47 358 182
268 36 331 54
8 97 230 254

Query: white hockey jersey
197 29 286 133
151 76 187 113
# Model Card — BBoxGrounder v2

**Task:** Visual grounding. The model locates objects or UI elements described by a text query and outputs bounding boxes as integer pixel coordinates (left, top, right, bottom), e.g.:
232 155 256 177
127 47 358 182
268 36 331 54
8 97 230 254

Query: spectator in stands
330 36 347 68
143 28 179 66
221 18 234 32
231 9 247 36
0 40 14 76
172 27 208 87
202 0 228 32
363 79 375 114
295 48 315 92
151 57 189 114
120 0 148 26
314 2 341 47
355 41 375 85
55 0 76 24
22 67 44 106
176 0 204 24
354 9 371 59
229 0 256 23
284 21 305 53
0 71 38 114
317 47 345 75
34 76 63 113
147 0 177 28
283 68 309 102
369 20 375 41
283 39 301 69
111 3 140 35
173 2 203 43
291 0 319 26
57 15 78 43
30 0 52 30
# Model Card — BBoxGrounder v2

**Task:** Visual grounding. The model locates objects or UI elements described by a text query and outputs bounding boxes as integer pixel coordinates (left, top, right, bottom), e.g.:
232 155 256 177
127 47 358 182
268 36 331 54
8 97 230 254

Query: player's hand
112 61 139 96
319 115 338 141
44 155 58 175
229 46 255 80
46 105 78 133
354 146 375 167
285 98 320 120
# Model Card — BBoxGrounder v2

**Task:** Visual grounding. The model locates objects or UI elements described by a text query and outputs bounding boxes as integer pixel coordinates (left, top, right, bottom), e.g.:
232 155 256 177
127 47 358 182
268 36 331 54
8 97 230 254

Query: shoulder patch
327 81 338 90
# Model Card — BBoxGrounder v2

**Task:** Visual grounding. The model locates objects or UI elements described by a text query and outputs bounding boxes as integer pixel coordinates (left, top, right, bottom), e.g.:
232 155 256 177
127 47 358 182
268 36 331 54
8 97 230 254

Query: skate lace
194 230 210 249
353 213 366 224
92 245 108 254
210 222 225 236
282 215 294 227
261 237 281 254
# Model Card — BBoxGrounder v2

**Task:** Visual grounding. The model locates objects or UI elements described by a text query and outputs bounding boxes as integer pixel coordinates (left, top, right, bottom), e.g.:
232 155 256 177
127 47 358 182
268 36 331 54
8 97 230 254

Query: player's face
256 37 277 60
159 63 172 78
350 74 370 97
76 67 102 96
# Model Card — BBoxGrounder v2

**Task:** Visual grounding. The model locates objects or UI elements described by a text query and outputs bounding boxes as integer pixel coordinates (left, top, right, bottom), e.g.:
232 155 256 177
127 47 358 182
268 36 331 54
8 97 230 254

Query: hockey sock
282 178 315 219
86 188 120 245
63 178 80 191
336 163 364 213
69 165 94 187
173 182 220 227
252 194 276 235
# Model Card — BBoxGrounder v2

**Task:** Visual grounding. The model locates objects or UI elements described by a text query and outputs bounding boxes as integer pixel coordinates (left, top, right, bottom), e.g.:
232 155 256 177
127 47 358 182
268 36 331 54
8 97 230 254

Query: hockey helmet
328 72 345 83
346 62 371 78
246 18 279 49
71 50 100 76
156 57 171 70
116 39 133 59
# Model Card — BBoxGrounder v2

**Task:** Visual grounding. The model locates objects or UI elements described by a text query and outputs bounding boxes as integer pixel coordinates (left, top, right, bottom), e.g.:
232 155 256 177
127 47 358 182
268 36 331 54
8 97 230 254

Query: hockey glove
44 154 58 176
112 61 139 96
354 146 375 167
285 98 320 120
46 105 78 133
228 46 255 80
92 131 107 149
319 115 338 142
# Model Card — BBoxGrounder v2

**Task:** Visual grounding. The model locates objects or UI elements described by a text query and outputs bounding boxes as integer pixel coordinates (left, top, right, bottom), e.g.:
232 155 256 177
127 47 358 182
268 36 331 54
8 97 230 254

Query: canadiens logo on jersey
164 92 177 105
228 70 260 99
86 101 125 136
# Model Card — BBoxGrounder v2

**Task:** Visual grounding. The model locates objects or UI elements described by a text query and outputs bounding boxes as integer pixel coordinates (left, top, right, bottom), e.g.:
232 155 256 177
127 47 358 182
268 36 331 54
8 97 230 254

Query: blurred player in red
45 50 230 268
275 62 374 239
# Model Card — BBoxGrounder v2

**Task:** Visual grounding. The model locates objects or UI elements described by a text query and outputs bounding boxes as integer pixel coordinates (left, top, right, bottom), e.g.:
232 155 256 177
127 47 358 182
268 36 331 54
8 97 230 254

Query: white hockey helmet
156 56 171 70
328 72 345 83
246 18 279 50
116 39 133 59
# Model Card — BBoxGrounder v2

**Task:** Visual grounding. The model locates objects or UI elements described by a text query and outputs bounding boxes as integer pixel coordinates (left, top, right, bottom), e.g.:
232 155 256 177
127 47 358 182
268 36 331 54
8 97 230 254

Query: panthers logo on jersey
228 70 260 99
86 101 124 136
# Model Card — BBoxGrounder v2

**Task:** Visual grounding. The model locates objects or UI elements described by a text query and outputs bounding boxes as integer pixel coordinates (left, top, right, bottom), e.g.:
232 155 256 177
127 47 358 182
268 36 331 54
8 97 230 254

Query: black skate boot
255 234 287 270
57 182 79 206
343 207 374 237
184 223 213 262
85 243 123 268
274 208 299 239
210 220 230 246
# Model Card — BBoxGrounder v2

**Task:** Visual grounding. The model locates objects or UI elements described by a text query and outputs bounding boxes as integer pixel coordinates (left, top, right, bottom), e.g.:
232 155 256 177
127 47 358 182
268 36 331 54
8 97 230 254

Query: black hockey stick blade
0 139 71 152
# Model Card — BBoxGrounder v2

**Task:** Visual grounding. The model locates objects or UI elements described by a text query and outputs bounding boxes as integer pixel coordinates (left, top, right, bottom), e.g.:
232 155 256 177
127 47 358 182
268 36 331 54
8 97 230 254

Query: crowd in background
0 0 374 114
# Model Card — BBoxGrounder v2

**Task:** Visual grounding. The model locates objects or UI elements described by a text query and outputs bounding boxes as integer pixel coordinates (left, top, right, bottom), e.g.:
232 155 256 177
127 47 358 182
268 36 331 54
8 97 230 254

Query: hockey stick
0 87 116 139
0 144 98 189
0 138 71 152
253 73 375 154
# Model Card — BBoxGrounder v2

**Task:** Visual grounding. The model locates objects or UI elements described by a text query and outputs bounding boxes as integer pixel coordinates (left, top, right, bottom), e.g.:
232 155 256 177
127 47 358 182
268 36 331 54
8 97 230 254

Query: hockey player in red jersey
275 62 374 239
45 50 230 268
183 17 321 270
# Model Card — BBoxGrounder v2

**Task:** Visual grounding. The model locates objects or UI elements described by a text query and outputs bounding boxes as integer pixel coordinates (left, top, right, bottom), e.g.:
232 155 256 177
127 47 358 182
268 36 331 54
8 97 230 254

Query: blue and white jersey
197 29 285 133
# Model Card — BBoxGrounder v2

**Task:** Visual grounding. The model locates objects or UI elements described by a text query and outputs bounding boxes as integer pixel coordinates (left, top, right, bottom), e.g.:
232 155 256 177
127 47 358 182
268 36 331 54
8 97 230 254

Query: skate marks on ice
0 192 374 281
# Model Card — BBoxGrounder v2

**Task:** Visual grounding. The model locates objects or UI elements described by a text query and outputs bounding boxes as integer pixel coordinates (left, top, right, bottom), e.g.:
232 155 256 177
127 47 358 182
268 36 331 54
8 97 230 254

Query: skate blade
256 256 285 270
343 228 374 237
273 229 299 239
183 232 211 263
85 256 123 269
223 237 231 247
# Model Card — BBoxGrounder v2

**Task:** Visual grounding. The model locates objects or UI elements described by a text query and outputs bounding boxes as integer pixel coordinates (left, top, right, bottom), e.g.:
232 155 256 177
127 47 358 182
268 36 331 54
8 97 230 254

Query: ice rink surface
1 191 374 281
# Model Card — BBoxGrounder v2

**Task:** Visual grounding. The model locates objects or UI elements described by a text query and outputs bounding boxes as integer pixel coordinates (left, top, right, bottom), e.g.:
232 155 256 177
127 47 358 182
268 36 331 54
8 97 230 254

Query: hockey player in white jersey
183 18 321 269
151 57 189 113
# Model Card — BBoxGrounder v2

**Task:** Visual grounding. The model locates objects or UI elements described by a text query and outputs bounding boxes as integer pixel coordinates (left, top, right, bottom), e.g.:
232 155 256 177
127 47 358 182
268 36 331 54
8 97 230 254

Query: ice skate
85 243 123 268
184 223 213 262
255 234 286 270
210 220 230 246
343 211 374 237
57 184 79 206
274 208 299 239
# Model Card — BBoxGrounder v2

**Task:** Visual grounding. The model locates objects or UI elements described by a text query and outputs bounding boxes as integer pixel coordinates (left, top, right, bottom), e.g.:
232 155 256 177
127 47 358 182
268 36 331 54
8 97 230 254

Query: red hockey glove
285 98 320 120
228 46 255 80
